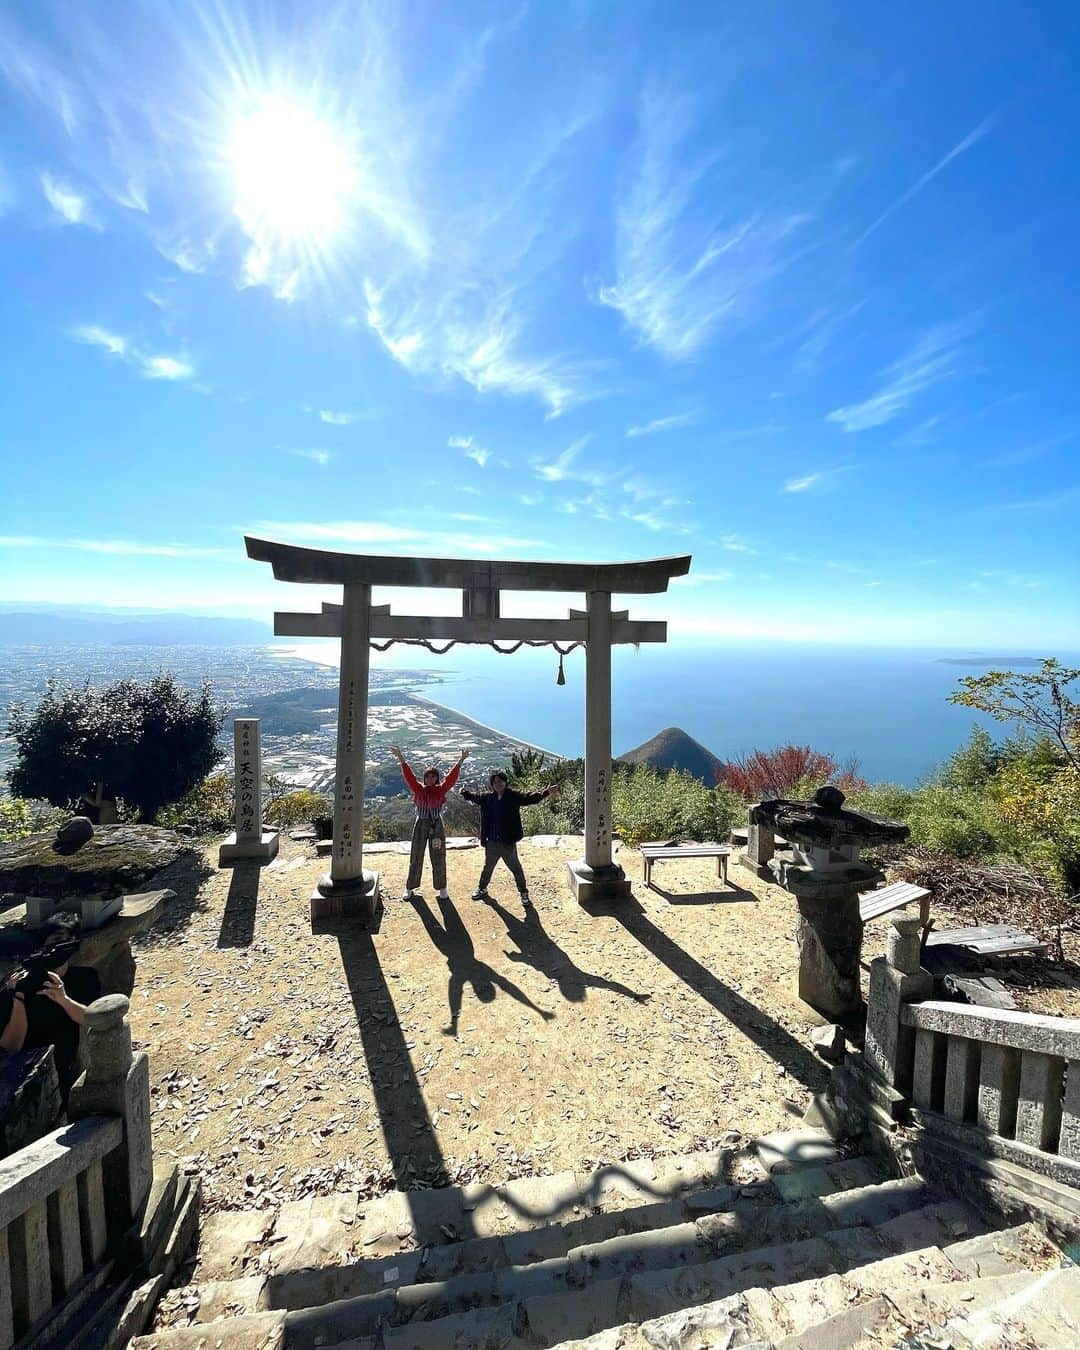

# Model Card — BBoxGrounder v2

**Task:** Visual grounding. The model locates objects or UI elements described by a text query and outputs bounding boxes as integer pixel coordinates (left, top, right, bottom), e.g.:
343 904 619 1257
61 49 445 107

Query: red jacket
399 759 462 816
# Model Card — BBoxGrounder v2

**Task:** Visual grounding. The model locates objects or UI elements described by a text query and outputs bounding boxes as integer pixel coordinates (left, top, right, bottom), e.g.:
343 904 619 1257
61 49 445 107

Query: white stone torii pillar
312 582 380 920
566 590 633 903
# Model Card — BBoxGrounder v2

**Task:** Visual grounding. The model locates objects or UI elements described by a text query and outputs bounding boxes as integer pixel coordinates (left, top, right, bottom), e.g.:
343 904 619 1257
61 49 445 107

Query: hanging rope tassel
556 651 566 685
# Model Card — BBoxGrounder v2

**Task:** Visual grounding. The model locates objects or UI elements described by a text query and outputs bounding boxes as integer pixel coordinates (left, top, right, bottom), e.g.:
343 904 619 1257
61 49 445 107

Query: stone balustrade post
67 995 152 1240
864 914 934 1089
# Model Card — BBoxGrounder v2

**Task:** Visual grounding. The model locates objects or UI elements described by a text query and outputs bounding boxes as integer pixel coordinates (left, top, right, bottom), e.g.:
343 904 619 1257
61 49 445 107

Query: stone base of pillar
566 859 633 904
218 831 279 866
310 870 381 926
737 851 775 881
795 891 864 1021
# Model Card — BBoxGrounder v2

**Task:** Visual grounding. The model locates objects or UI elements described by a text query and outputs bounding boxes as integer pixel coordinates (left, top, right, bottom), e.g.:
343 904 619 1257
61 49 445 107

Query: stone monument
218 718 279 866
745 786 909 1020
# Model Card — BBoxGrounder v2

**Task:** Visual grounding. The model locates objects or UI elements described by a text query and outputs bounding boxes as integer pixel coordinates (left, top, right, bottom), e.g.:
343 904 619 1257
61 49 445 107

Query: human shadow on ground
217 860 262 948
486 896 650 1005
334 923 473 1225
594 895 827 1092
409 894 554 1037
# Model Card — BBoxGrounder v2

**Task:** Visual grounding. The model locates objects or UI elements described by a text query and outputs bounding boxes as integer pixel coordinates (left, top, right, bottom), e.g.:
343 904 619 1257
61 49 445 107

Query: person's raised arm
441 748 469 796
38 972 88 1026
390 744 421 794
516 784 560 806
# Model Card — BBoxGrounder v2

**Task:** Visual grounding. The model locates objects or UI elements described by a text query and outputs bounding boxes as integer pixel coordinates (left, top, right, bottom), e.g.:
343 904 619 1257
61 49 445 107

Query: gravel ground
131 836 833 1213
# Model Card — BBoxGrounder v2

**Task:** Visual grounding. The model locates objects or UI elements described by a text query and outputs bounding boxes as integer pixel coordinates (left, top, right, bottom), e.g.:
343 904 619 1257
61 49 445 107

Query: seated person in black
0 962 100 1099
461 771 559 908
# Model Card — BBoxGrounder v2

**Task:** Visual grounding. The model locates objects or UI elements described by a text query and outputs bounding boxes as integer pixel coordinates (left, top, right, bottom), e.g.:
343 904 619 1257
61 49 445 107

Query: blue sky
1 0 1078 647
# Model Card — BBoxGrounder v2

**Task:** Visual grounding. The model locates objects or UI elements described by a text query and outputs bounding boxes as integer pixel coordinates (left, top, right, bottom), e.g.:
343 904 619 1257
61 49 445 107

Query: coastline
411 694 562 761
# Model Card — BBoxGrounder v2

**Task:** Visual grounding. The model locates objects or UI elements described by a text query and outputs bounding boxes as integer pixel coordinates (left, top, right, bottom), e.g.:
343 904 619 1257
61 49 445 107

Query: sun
229 94 354 243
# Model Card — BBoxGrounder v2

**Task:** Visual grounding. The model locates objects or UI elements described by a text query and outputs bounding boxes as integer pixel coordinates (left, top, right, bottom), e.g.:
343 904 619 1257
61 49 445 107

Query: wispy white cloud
854 113 999 247
41 171 99 228
0 535 235 559
674 569 735 586
626 411 697 438
70 324 195 381
783 466 852 494
319 410 357 426
717 533 758 554
984 432 1073 468
827 322 970 432
249 519 548 554
366 281 594 418
597 87 811 359
448 434 491 468
293 449 331 466
72 324 128 357
532 436 606 485
982 486 1080 513
791 302 864 375
156 238 215 275
141 354 193 380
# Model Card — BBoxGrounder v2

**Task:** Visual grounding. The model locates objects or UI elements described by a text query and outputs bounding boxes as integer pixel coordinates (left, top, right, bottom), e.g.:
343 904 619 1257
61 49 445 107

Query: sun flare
229 94 354 242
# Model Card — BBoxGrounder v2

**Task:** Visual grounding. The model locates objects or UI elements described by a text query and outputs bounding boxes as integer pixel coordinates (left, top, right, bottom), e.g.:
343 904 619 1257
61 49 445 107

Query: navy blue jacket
461 786 550 845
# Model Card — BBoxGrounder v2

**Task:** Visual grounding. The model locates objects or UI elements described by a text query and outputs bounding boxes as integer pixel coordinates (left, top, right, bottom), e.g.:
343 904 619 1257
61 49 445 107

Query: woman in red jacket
390 744 469 900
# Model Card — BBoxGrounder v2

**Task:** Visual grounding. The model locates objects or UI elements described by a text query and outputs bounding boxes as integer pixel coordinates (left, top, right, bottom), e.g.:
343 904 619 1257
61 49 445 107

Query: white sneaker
436 888 449 900
401 888 416 901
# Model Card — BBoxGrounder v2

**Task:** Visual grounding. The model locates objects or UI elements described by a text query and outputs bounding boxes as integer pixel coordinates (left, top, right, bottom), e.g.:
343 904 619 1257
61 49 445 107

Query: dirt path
132 837 833 1212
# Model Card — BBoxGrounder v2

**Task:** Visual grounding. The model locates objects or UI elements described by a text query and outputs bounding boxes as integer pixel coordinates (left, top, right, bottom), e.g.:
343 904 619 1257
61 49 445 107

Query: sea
287 641 1080 787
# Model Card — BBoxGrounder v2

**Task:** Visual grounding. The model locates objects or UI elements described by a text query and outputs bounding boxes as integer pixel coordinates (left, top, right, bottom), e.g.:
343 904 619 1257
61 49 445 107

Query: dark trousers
407 817 446 891
478 842 528 894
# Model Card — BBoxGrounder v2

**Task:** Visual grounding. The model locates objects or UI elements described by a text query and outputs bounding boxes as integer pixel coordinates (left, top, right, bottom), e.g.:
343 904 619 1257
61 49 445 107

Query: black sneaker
471 888 491 902
520 891 533 908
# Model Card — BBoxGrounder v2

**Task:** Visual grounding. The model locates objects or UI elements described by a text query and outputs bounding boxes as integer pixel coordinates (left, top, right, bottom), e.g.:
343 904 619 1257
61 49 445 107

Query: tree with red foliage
720 744 863 800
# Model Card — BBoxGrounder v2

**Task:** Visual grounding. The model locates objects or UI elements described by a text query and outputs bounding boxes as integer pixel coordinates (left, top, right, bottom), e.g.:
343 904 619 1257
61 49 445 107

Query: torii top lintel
244 537 691 594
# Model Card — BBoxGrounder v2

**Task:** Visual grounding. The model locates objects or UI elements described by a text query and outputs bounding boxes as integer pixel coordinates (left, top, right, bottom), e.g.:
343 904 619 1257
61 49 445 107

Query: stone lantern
744 785 910 1021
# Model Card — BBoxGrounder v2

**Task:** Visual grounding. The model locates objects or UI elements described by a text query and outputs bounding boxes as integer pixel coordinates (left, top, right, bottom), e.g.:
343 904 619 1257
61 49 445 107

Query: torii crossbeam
246 537 691 924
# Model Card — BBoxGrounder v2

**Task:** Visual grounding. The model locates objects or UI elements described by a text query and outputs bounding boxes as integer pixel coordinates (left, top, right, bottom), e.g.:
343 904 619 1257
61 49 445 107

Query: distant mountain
0 611 271 645
618 726 725 784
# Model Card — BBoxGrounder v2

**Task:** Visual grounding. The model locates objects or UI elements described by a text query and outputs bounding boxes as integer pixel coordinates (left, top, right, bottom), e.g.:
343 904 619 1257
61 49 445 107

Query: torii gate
246 537 691 924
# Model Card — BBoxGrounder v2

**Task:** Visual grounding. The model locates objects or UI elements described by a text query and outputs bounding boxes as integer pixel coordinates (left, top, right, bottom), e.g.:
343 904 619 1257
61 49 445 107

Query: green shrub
613 766 741 847
0 798 69 843
266 789 332 828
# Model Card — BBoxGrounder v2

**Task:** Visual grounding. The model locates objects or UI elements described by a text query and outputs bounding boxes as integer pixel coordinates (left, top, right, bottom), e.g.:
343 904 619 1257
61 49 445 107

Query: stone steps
134 1191 996 1347
132 1140 1073 1350
166 1153 897 1321
551 1223 1071 1349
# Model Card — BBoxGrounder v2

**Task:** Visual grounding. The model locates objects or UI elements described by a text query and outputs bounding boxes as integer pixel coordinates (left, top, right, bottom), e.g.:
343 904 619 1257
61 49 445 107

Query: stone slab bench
858 881 931 928
923 924 1049 958
638 844 731 891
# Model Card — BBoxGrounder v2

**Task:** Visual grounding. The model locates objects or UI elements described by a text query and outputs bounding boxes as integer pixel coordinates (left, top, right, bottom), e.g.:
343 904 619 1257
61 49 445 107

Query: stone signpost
218 717 279 865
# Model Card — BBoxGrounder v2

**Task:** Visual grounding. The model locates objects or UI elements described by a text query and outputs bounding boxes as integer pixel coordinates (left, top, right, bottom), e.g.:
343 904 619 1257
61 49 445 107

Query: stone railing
863 913 1080 1189
0 994 152 1347
900 1000 1080 1172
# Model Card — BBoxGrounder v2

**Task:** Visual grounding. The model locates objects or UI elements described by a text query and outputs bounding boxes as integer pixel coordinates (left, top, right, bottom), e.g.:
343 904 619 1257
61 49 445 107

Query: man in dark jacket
461 772 559 907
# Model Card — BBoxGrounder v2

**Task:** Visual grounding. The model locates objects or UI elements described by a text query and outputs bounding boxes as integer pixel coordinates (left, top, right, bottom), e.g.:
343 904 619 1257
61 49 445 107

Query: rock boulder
0 824 190 899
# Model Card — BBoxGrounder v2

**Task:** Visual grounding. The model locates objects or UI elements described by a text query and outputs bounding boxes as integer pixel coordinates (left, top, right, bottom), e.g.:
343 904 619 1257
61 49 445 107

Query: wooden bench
639 843 732 891
859 880 931 928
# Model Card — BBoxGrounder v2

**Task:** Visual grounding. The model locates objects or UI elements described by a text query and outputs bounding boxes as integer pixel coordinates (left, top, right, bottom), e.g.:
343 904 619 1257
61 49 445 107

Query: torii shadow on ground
333 919 477 1239
590 894 828 1092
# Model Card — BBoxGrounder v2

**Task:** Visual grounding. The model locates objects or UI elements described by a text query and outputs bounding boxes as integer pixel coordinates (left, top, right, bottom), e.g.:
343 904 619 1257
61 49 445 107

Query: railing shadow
217 860 262 948
593 895 827 1092
486 896 650 1005
409 894 555 1036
